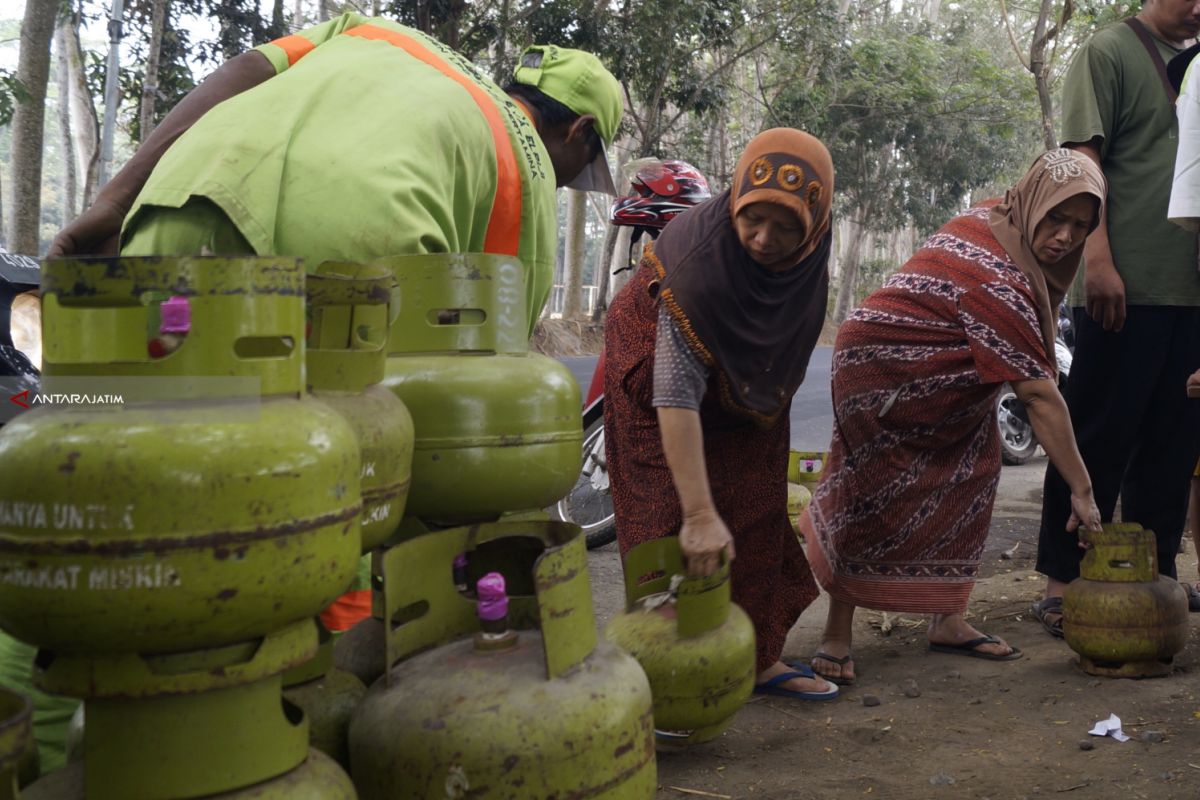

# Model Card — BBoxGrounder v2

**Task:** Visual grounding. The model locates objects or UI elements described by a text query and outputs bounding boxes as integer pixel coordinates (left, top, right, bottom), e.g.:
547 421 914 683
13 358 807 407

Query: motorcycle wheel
997 384 1038 465
555 416 617 549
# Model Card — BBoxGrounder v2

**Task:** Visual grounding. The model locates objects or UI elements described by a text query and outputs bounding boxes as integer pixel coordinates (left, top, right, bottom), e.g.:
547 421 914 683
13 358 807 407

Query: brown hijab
651 128 835 426
988 148 1106 364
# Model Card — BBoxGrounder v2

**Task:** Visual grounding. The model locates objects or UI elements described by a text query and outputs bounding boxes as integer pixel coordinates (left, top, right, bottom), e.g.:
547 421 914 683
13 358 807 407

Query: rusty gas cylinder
1063 523 1188 678
348 521 655 799
605 538 755 746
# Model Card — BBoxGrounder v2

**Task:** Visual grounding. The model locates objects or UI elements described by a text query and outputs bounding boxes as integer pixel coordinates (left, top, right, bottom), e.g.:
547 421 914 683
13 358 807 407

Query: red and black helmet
610 158 712 235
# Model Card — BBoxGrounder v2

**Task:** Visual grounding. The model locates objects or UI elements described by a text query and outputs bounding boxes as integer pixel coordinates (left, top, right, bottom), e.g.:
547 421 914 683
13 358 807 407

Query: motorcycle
554 159 712 549
555 354 614 548
996 304 1074 465
0 252 41 397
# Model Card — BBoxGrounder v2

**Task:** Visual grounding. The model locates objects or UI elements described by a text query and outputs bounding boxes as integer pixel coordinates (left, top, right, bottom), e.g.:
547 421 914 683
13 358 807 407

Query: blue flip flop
753 663 840 701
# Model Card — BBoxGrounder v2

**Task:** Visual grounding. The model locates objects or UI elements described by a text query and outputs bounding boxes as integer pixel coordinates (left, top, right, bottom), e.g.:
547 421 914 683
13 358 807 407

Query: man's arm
48 51 276 257
1065 139 1125 332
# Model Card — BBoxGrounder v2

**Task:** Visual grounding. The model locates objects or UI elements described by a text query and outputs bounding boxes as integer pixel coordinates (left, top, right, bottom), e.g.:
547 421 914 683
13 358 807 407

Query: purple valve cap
476 572 508 621
160 296 191 334
453 553 468 569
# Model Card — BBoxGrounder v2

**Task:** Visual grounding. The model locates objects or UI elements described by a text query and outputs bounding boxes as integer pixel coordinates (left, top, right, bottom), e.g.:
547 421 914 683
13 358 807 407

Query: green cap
513 45 624 194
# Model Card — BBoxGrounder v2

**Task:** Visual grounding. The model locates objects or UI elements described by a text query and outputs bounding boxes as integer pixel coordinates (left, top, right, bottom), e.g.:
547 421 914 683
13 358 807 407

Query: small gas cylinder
23 748 357 800
282 624 367 770
1063 523 1188 678
307 262 413 551
331 616 386 689
377 254 581 522
786 483 812 530
348 521 656 799
788 450 826 485
0 687 32 799
604 538 755 745
0 257 362 656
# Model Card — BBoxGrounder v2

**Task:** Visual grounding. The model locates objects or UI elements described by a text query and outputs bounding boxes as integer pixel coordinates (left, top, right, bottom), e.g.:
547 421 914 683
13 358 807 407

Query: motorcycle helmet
610 158 712 241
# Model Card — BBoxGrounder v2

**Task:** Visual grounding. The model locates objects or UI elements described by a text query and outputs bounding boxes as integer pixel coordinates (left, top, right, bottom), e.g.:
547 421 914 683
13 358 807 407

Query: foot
757 660 836 695
927 613 1017 658
812 642 855 684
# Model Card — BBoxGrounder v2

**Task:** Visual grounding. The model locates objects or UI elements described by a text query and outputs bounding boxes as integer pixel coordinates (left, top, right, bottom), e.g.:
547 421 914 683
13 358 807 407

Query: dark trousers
1037 306 1200 582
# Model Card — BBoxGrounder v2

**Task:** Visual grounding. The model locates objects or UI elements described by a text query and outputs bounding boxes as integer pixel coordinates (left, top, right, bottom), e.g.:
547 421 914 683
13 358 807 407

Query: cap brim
566 149 617 195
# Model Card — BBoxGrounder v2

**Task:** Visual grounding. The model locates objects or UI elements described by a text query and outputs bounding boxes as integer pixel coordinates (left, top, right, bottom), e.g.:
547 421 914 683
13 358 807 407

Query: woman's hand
679 507 735 577
1066 487 1102 542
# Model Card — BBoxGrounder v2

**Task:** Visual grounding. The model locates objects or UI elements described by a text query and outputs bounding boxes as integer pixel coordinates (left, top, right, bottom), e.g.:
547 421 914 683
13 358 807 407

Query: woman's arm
657 407 735 576
1011 377 1102 532
48 50 276 257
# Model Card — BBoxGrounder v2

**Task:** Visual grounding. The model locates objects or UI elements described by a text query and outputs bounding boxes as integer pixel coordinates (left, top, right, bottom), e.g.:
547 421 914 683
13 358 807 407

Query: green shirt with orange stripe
124 14 557 335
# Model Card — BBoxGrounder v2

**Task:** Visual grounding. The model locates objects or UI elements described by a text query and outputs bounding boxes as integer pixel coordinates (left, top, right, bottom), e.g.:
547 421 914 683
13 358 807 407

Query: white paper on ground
1088 713 1130 742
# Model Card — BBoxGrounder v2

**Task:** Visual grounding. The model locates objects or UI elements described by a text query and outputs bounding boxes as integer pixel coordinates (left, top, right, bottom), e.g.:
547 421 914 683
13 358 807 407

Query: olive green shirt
1060 20 1200 306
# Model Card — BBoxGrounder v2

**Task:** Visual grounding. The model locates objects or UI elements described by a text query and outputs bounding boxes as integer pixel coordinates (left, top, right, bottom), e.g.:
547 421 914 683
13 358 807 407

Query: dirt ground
585 456 1200 800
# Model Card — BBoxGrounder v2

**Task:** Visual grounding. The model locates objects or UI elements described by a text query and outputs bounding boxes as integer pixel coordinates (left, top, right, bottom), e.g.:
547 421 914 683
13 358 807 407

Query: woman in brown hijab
605 128 839 702
799 149 1106 686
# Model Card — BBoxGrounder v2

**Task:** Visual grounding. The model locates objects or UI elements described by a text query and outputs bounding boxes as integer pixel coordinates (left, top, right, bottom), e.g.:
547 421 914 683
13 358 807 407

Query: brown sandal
1030 597 1064 639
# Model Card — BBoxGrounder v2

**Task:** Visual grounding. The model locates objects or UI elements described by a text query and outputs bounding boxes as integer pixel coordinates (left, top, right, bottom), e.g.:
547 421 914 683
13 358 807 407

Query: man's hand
1187 368 1200 398
678 507 735 577
1083 255 1126 332
47 196 129 258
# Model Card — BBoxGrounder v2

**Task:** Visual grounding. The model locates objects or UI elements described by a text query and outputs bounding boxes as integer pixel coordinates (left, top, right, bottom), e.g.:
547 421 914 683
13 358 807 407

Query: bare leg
927 612 1016 657
812 597 856 683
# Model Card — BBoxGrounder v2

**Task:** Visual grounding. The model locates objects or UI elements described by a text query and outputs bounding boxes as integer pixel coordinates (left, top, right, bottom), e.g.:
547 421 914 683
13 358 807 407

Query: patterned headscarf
730 128 835 266
650 128 834 425
989 148 1106 364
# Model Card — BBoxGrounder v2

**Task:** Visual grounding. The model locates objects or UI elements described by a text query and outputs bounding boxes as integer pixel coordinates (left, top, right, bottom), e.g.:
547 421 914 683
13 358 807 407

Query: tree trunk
591 222 619 322
833 215 869 323
140 0 169 142
55 25 77 223
562 189 587 319
1029 0 1059 150
293 0 304 27
62 14 99 208
270 0 285 37
10 0 60 255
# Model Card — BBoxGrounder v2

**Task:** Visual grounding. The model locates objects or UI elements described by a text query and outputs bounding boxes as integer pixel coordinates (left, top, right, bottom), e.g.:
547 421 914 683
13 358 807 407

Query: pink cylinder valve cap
160 296 191 334
476 572 508 621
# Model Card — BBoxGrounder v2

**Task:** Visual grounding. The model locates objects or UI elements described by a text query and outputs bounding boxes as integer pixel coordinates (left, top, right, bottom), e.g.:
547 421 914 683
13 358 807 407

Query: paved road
560 346 834 450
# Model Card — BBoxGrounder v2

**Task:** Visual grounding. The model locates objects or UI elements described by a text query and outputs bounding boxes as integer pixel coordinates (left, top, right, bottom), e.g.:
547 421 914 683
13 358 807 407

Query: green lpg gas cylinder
348 521 656 799
377 254 581 523
1063 524 1188 679
605 538 755 745
0 687 32 800
282 623 367 771
23 748 356 800
786 451 825 532
308 263 413 551
0 256 362 656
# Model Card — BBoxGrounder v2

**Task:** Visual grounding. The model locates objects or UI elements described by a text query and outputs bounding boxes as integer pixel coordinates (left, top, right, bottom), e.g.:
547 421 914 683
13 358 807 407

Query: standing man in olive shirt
1032 0 1200 636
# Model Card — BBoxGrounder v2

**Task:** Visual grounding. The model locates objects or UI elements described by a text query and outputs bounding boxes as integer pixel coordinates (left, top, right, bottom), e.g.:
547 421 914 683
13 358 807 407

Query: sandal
1030 596 1064 639
1184 581 1200 613
809 652 855 686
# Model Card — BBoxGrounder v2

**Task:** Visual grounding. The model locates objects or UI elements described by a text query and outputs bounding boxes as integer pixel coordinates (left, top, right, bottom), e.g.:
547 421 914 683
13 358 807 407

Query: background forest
2 0 1131 322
